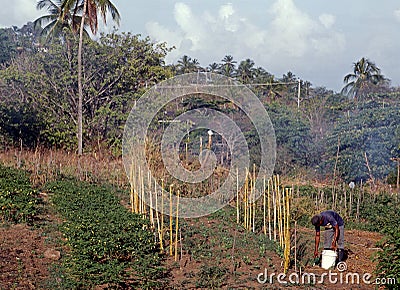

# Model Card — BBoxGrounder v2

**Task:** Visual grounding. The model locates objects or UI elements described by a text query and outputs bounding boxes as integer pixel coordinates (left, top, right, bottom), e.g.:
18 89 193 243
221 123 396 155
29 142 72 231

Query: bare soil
0 223 59 290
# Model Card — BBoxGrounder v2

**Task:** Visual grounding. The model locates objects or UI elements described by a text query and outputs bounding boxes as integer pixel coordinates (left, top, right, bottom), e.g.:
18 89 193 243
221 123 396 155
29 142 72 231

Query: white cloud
0 0 41 27
219 3 234 20
146 21 182 47
145 0 345 86
311 32 345 55
319 13 336 29
268 0 316 57
394 9 400 22
173 3 206 51
219 3 238 32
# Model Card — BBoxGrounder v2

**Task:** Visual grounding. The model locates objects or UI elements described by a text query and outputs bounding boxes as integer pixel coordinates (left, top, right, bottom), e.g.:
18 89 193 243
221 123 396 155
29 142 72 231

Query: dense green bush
0 165 40 223
0 103 45 148
324 98 400 182
267 102 317 173
367 193 400 289
46 179 166 289
375 222 400 289
355 193 400 232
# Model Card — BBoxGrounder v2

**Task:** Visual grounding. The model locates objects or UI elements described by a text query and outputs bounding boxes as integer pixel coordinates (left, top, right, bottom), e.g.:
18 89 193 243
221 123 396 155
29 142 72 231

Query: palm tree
75 0 120 155
37 0 120 154
252 66 274 96
254 67 274 83
341 57 387 100
282 71 296 83
34 0 82 36
176 55 200 74
220 55 236 77
207 62 219 73
237 58 255 83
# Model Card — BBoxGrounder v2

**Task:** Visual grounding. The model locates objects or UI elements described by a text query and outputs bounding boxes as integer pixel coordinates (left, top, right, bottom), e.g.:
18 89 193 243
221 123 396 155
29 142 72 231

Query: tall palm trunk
77 0 87 155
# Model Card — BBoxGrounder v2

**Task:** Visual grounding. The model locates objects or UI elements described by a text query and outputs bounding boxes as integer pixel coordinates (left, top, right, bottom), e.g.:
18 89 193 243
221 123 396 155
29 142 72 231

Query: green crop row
0 164 40 223
46 179 166 289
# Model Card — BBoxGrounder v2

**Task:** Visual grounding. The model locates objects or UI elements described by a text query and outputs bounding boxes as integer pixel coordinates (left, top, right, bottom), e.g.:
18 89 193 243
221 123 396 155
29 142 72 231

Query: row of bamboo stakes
129 161 181 261
129 159 292 271
237 167 292 273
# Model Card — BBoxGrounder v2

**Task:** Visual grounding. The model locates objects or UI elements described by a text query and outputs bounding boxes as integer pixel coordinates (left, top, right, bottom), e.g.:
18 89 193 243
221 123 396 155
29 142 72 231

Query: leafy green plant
195 265 228 289
46 179 166 289
0 165 40 223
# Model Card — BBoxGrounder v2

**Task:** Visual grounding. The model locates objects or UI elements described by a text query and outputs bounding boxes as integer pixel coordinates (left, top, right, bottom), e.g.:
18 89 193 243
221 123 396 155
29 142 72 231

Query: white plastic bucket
321 250 337 269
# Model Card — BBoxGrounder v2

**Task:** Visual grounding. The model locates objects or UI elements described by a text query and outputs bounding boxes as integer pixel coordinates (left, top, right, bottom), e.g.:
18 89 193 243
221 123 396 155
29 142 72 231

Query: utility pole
390 157 400 189
297 78 301 108
207 130 213 149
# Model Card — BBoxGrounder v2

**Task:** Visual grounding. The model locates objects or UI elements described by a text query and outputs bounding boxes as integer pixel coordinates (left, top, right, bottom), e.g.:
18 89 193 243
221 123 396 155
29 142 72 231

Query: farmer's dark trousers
323 225 344 250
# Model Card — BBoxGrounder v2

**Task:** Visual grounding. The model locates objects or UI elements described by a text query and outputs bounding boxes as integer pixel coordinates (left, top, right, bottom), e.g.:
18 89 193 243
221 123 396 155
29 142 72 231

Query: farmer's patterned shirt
315 210 344 232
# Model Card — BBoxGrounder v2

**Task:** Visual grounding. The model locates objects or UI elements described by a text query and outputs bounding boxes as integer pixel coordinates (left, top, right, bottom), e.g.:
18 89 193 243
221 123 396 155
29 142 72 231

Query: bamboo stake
154 179 162 250
253 164 256 233
283 188 291 273
322 190 324 206
282 188 286 249
267 178 272 240
344 186 347 215
185 140 188 163
139 166 143 214
148 171 154 227
175 190 180 261
249 170 253 231
278 185 283 248
244 169 248 229
294 220 297 272
141 167 146 215
247 169 250 230
252 197 256 233
133 166 140 213
263 176 266 236
179 228 183 263
160 179 164 251
272 177 277 241
236 167 240 224
349 187 353 216
335 190 338 210
129 160 134 213
169 184 173 256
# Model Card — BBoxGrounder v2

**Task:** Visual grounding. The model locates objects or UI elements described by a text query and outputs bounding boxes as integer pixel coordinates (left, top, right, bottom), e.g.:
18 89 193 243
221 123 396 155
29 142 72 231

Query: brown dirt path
0 223 60 290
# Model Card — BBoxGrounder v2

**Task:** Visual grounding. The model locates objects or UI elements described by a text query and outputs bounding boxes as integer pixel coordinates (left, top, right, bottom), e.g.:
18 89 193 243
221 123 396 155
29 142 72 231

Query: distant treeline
0 22 399 183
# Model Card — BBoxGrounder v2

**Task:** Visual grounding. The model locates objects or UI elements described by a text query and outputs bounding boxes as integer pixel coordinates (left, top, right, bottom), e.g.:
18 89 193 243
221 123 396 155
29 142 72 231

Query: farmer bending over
311 210 345 262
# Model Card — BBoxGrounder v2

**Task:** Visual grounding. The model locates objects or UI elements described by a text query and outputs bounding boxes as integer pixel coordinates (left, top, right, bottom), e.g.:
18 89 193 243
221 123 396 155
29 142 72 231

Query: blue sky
1 0 400 91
